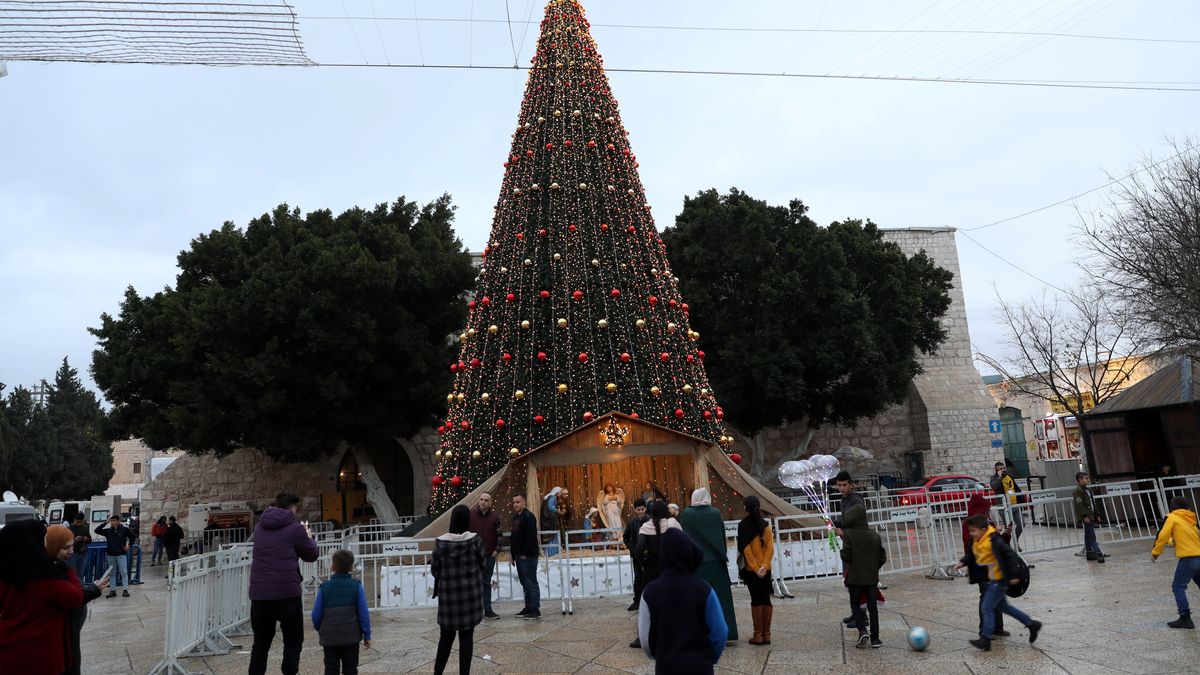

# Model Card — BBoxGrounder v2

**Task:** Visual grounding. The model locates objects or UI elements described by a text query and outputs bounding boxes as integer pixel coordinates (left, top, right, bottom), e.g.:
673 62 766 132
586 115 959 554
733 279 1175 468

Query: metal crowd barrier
83 542 144 586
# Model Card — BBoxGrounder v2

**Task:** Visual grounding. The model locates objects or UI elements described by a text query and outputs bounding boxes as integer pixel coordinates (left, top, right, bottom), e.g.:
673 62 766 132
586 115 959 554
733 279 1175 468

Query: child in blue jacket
312 549 371 674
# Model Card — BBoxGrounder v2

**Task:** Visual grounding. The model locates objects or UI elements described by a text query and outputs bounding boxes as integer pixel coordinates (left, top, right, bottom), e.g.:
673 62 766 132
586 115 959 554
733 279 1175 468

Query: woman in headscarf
737 496 775 645
679 487 739 642
963 493 1007 638
46 524 108 675
637 528 729 674
431 505 485 675
0 519 86 674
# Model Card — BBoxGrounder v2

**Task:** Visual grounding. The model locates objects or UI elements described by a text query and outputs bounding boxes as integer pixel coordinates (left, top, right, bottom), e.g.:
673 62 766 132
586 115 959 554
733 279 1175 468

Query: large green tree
90 196 476 468
662 188 953 481
3 385 59 498
46 358 114 497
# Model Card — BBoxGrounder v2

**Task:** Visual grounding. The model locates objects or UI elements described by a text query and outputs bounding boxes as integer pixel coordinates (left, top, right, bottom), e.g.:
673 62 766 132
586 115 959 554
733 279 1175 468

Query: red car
897 474 993 510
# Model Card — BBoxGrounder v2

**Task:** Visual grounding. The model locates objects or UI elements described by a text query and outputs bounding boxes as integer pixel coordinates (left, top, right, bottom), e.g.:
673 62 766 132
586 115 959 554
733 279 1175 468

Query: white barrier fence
148 474 1196 674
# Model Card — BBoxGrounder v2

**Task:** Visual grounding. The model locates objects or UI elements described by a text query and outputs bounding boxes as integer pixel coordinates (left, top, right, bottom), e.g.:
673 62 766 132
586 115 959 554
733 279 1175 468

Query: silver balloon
778 460 815 489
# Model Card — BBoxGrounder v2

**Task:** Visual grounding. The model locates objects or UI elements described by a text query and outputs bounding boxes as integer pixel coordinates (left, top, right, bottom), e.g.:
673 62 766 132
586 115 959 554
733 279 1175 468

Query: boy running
1152 497 1200 629
956 514 1043 651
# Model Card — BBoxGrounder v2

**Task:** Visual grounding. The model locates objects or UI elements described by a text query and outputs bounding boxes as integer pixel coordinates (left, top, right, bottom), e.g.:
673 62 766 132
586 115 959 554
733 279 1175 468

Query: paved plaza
83 539 1198 674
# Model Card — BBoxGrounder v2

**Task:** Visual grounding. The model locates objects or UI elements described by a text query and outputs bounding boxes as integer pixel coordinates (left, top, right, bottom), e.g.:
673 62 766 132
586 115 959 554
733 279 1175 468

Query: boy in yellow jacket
1152 497 1200 629
955 515 1042 651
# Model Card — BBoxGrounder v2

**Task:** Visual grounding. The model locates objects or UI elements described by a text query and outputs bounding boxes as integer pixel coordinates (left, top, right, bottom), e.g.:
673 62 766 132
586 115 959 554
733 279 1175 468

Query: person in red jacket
0 519 86 674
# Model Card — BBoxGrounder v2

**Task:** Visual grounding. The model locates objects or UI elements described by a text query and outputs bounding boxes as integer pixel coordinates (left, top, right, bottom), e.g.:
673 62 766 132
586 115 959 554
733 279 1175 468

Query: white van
0 491 38 530
47 500 91 525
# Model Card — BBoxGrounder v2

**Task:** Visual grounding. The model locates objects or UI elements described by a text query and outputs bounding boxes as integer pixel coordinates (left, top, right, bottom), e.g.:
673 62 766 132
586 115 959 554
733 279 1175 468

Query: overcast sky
1 0 1197 397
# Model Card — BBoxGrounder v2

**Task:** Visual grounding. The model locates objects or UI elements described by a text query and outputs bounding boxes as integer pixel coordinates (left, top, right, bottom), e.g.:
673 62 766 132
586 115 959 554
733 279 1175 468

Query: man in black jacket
94 515 134 597
511 493 541 619
623 498 650 611
163 516 185 569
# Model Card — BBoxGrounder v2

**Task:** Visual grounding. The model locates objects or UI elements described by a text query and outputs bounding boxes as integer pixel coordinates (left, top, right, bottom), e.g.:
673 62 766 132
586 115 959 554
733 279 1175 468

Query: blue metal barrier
84 542 145 586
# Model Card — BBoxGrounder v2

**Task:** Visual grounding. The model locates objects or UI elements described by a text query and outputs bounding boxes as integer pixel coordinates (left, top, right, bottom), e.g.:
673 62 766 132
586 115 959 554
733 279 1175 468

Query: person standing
432 505 486 675
631 500 681 649
468 492 501 619
150 516 168 566
990 461 1024 547
832 471 865 533
94 515 134 597
163 515 185 568
840 504 887 648
1152 496 1200 629
311 549 371 675
1073 472 1107 563
68 513 92 581
248 492 320 675
956 514 1042 651
680 487 739 642
736 496 775 646
46 525 108 675
510 493 541 619
637 528 729 674
0 520 86 674
623 498 649 611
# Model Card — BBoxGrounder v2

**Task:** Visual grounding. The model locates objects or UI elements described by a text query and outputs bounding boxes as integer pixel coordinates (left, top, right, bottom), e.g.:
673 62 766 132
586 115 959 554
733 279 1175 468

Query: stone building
103 439 184 504
138 227 999 525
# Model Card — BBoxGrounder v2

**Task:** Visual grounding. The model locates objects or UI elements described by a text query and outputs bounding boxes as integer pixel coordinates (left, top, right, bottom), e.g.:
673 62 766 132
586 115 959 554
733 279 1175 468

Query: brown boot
762 605 773 645
748 606 765 645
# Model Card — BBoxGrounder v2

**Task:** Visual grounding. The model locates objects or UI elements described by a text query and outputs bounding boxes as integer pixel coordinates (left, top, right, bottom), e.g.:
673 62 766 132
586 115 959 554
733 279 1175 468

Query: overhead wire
780 0 828 75
963 0 1120 78
851 0 990 77
958 231 1073 295
340 0 368 65
369 0 390 65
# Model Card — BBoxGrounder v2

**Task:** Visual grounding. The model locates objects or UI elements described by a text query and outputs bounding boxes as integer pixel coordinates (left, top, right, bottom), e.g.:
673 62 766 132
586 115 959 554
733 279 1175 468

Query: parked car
897 474 992 512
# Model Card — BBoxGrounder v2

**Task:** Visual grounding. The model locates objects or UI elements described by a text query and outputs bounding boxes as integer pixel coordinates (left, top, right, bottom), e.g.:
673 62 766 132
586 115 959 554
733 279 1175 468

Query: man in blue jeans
511 493 541 619
1152 496 1200 628
94 515 134 597
68 513 92 581
469 491 502 619
956 514 1043 651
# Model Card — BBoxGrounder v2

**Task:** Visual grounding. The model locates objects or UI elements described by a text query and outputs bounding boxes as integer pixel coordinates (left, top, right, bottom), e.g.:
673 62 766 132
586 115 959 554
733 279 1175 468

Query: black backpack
995 534 1031 598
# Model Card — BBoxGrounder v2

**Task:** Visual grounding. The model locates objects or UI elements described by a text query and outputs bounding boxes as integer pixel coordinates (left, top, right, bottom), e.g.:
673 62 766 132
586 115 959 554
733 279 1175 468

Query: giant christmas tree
430 0 734 512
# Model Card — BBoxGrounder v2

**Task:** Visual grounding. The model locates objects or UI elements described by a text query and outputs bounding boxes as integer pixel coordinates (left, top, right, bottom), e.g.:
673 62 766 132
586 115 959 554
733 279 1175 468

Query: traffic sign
988 419 1002 434
990 438 1004 448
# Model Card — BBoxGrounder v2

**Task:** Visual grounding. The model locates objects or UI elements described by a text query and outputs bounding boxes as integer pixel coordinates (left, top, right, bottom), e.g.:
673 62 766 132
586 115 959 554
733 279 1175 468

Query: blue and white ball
907 626 930 651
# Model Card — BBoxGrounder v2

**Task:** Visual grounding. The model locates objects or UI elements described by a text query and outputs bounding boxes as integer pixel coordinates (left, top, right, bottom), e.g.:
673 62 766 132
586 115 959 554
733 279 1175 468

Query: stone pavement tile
589 642 655 673
534 639 619 662
1038 646 1182 675
765 648 844 665
710 645 768 674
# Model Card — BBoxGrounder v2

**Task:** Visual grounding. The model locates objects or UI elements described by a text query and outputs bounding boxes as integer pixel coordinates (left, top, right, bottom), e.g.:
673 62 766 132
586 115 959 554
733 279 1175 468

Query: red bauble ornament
437 425 447 434
534 415 545 424
702 410 712 420
668 299 677 308
606 143 616 151
502 353 513 363
630 412 639 419
568 223 577 233
432 476 444 486
495 418 506 428
540 290 550 299
622 149 631 156
537 351 548 361
563 139 573 148
626 225 636 234
538 228 547 238
515 232 524 241
620 352 631 363
545 142 555 150
730 453 742 465
450 476 463 487
578 352 589 363
600 223 609 231
686 354 695 364
525 149 534 158
587 140 597 148
716 410 724 421
610 288 621 298
450 363 458 373
481 296 491 306
572 290 584 301
460 420 471 430
470 357 481 368
467 300 477 310
506 293 516 303
648 296 658 307
674 408 685 419
698 350 706 361
660 352 670 362
682 303 690 313
583 411 594 422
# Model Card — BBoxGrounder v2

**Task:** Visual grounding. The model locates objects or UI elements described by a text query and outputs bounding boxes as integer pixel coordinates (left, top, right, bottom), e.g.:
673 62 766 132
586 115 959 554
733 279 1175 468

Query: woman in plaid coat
432 505 486 675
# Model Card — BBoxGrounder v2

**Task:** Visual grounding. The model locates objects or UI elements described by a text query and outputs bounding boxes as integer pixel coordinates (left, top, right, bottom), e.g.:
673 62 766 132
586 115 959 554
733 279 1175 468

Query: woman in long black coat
432 505 486 675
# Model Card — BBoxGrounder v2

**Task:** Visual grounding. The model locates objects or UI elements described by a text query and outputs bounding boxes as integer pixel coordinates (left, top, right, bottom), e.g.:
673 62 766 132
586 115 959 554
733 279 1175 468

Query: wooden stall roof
524 411 711 456
1086 355 1199 416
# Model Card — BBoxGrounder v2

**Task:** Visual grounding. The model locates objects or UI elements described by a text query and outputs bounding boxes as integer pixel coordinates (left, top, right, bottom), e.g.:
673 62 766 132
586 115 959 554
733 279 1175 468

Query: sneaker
969 637 991 651
1028 620 1042 644
1086 552 1097 561
842 615 856 626
627 601 639 611
122 590 130 597
994 629 1011 637
629 638 641 649
870 638 883 648
1168 614 1195 629
484 610 500 619
515 608 529 617
106 591 116 599
856 631 869 648
1096 555 1106 564
523 611 541 620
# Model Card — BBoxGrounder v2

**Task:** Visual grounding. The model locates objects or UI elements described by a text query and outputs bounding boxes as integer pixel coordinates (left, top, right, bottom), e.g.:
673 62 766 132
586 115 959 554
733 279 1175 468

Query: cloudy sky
1 0 1197 397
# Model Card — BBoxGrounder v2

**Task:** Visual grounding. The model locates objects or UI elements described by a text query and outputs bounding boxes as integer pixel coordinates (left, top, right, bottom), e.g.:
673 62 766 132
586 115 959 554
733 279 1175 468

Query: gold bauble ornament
651 268 659 276
488 324 498 334
481 392 490 402
571 109 581 118
606 382 617 393
514 390 525 400
513 188 522 196
537 116 546 124
531 183 540 191
553 109 563 117
520 320 531 330
590 258 600 267
553 253 562 262
444 450 454 459
550 182 561 190
682 384 694 394
435 449 443 458
607 116 616 123
627 188 635 195
650 386 661 397
459 333 468 343
557 318 568 328
578 183 588 190
509 447 520 457
557 383 568 394
467 328 476 337
472 450 482 459
701 388 710 396
455 393 465 403
597 319 608 329
667 322 677 333
523 258 533 267
446 393 454 403
636 319 646 329
499 266 508 274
